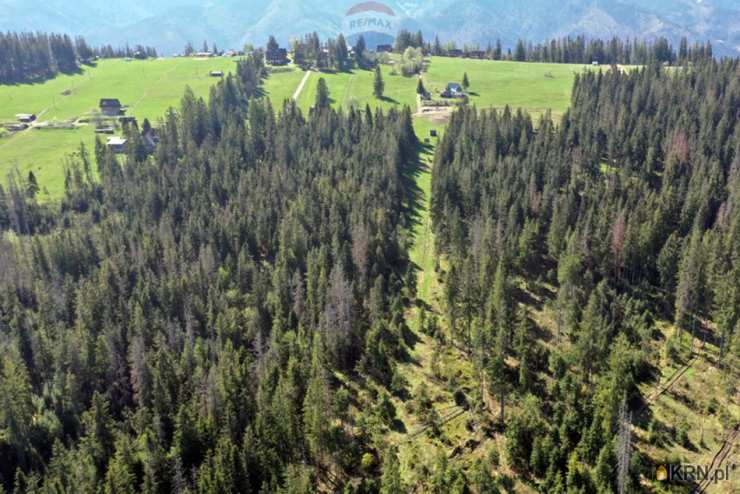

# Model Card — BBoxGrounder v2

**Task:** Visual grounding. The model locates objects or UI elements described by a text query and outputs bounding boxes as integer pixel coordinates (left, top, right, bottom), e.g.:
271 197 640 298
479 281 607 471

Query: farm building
376 44 393 53
106 137 127 154
447 49 464 58
16 114 36 123
5 123 29 132
441 82 465 98
209 70 224 77
100 99 124 116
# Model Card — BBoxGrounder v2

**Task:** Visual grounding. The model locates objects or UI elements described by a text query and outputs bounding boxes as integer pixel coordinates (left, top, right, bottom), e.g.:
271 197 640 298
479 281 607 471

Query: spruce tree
374 65 385 99
314 77 330 111
303 336 332 465
487 326 509 424
416 78 427 97
354 35 367 68
675 228 704 340
515 311 534 392
26 171 39 199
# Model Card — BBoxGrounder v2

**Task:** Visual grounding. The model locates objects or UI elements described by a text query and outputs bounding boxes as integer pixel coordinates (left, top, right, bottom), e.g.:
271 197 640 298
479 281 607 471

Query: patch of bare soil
414 106 454 124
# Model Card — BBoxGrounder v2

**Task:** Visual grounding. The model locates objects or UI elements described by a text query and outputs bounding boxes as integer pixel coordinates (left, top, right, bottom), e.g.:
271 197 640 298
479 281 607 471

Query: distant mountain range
1 0 738 57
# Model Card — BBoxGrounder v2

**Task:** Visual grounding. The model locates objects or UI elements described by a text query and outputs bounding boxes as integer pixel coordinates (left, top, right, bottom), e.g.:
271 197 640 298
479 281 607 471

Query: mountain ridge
0 0 737 56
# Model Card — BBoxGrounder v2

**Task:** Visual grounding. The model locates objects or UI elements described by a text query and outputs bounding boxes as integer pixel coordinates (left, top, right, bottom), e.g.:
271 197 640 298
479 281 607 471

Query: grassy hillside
1 53 737 492
294 57 596 120
397 118 494 487
0 57 239 200
263 66 308 108
0 58 238 122
1 57 599 200
294 65 419 114
313 60 739 492
422 57 586 120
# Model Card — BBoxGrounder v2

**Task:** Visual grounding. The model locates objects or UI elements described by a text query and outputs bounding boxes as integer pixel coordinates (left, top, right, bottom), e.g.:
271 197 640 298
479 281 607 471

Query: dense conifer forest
0 31 157 84
424 33 714 65
431 60 740 492
0 54 422 491
0 27 738 492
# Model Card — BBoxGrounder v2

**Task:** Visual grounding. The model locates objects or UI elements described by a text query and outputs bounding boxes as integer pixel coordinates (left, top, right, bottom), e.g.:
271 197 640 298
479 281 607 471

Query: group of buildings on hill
95 98 158 154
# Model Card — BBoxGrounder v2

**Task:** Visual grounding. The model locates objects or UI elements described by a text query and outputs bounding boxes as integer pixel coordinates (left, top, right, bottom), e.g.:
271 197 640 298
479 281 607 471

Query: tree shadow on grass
377 95 400 105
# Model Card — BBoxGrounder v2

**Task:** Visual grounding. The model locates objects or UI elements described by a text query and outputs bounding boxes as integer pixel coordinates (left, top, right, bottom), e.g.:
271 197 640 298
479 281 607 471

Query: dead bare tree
616 395 633 494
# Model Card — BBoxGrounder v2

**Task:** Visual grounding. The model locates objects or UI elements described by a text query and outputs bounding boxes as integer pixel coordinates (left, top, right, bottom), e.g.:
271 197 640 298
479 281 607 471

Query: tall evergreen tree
373 65 385 99
314 77 330 111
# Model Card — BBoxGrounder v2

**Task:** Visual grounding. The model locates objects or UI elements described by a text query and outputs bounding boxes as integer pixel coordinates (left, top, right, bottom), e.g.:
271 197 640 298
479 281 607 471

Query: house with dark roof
100 99 124 116
441 82 465 98
16 113 36 123
376 44 394 53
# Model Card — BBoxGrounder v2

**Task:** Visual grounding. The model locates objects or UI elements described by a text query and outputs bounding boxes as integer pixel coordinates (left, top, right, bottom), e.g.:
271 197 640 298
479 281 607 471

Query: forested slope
431 60 740 491
0 31 157 84
0 54 421 492
1 45 739 492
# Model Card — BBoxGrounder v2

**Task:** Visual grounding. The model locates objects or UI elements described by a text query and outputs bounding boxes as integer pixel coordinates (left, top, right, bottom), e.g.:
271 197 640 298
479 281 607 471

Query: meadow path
292 70 312 101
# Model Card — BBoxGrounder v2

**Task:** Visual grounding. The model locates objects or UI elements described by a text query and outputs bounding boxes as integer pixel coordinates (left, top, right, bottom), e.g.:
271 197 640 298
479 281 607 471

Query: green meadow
0 130 97 198
0 58 238 123
262 67 307 109
422 56 590 120
294 64 418 114
294 57 596 121
0 57 239 200
1 55 598 200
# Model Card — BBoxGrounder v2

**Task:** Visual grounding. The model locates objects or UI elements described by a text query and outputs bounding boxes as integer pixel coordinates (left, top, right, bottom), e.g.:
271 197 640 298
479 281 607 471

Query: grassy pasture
0 57 239 200
422 57 592 120
0 58 238 122
295 64 418 114
295 57 597 121
1 56 597 201
263 66 307 109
